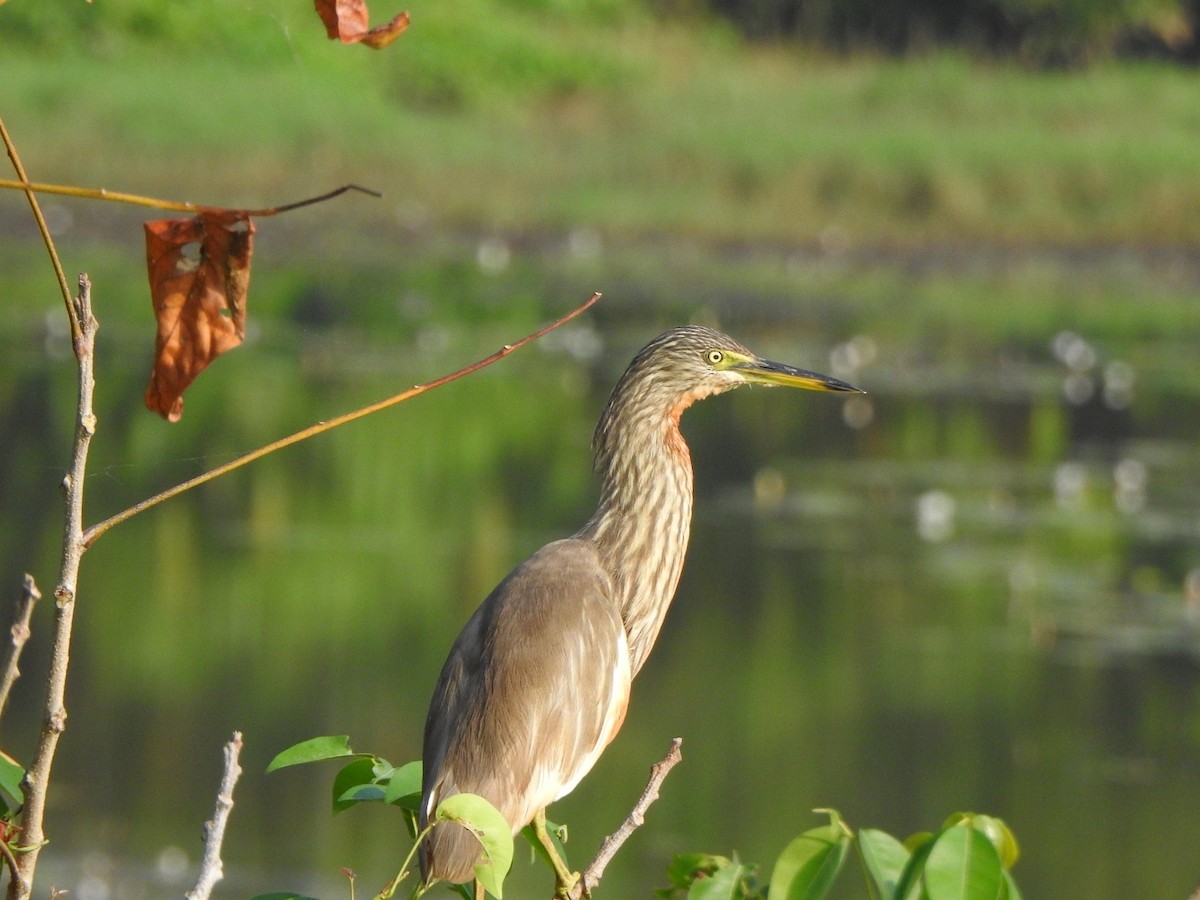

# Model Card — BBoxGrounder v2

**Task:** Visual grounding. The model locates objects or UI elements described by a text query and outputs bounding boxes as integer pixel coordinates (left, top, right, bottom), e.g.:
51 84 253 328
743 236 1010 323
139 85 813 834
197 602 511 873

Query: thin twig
186 732 244 900
0 575 42 731
7 276 99 900
0 178 381 217
568 738 683 899
82 291 603 549
0 117 75 337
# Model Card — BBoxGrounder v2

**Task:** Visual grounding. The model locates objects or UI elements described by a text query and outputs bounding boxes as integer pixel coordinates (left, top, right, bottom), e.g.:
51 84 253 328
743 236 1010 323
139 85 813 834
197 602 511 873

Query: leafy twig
6 276 99 900
568 738 683 899
82 291 604 548
0 575 41 730
186 732 245 900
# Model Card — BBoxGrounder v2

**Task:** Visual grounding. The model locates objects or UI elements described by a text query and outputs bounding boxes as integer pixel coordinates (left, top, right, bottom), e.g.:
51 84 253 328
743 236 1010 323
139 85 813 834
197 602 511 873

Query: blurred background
2 1 1200 897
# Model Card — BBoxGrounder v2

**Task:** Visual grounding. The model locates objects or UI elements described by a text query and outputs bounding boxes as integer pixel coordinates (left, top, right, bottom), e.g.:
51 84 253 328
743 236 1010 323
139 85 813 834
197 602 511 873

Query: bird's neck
576 398 695 677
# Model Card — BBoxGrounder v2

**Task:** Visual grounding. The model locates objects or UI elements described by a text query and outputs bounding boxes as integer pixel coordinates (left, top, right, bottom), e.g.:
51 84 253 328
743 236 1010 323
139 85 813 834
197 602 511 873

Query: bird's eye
706 349 724 365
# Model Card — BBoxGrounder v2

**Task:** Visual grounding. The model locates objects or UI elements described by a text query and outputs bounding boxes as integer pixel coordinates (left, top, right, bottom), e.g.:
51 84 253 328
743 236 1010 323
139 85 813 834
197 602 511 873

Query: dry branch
6 276 98 900
567 737 683 899
0 576 41 729
186 732 245 900
82 291 603 548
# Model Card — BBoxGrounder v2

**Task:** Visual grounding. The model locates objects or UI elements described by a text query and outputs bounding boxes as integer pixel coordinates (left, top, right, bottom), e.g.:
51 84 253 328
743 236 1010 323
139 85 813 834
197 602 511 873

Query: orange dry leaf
143 212 254 422
315 0 410 48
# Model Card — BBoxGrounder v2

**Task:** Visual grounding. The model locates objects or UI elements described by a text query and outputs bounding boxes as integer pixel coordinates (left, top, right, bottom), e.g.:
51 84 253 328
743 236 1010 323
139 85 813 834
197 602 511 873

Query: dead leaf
315 0 410 48
143 212 254 422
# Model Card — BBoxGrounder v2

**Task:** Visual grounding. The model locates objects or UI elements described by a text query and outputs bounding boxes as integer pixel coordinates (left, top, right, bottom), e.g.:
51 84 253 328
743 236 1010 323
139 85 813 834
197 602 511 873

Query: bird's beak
732 358 864 393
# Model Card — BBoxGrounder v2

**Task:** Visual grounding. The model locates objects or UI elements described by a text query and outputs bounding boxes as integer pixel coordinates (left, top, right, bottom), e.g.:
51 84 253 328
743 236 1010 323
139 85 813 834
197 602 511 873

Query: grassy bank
3 1 1200 247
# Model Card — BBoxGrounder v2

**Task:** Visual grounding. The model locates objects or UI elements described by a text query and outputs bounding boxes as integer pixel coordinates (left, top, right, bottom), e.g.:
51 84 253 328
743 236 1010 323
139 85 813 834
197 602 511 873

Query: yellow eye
706 349 724 365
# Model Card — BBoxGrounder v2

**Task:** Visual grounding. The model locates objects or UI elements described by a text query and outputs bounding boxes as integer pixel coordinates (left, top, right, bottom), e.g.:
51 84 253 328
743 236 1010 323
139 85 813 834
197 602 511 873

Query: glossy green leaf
767 813 850 900
266 735 356 772
923 824 1004 900
0 750 24 812
332 758 381 813
384 760 424 806
662 853 733 892
893 830 939 900
436 793 514 898
969 815 1020 869
686 859 750 900
857 828 910 899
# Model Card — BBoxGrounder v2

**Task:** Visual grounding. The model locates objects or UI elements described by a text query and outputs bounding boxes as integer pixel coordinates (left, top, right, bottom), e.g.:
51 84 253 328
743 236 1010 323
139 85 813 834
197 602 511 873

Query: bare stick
0 116 75 335
0 178 381 217
0 575 42 730
6 276 98 900
186 732 245 900
82 291 603 549
568 738 683 899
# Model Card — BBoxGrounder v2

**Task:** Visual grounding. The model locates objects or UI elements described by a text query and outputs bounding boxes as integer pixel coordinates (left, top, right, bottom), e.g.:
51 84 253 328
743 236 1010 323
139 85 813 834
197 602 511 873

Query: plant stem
0 576 41 734
6 276 98 900
185 732 244 900
82 291 603 549
568 737 683 899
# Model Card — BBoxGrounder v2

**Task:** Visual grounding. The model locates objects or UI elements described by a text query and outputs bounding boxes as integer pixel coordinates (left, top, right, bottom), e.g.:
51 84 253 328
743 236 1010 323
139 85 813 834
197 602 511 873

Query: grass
3 1 1200 247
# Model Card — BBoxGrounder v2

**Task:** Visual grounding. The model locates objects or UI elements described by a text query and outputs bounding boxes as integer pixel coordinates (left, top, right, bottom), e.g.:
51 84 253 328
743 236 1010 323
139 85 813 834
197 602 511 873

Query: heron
419 325 861 896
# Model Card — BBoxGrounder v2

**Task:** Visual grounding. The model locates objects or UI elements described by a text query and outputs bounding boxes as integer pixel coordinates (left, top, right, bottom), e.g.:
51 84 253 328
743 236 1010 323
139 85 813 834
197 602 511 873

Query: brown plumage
419 326 860 887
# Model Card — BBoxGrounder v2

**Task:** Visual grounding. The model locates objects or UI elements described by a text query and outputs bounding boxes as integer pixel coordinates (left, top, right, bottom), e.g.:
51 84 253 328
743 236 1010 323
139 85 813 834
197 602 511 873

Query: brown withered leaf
315 0 410 48
143 212 254 422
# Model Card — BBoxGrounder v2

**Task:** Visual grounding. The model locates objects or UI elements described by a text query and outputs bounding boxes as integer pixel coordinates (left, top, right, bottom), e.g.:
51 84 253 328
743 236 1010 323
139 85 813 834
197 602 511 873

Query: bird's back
420 538 631 884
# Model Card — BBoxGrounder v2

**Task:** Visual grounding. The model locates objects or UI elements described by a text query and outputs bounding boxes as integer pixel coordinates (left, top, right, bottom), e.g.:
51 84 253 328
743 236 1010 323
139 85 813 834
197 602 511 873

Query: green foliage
0 751 25 816
434 794 515 898
662 810 1021 900
268 735 1022 900
265 736 518 898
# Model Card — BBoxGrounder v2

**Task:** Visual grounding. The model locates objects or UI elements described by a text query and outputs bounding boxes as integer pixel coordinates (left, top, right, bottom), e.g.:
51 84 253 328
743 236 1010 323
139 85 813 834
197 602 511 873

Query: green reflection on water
2 242 1199 899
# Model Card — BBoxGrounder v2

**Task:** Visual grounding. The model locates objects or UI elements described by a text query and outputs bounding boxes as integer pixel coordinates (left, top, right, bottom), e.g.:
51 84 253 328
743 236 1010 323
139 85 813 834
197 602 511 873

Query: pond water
1 229 1199 899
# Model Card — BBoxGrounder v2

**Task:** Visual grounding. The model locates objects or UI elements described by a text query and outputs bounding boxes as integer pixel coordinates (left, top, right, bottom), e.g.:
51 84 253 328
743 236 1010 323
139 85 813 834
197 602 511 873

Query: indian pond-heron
418 326 862 893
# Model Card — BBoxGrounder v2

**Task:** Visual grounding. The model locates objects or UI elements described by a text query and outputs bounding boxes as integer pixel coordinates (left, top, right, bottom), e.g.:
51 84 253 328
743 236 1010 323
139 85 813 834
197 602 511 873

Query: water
1 234 1198 898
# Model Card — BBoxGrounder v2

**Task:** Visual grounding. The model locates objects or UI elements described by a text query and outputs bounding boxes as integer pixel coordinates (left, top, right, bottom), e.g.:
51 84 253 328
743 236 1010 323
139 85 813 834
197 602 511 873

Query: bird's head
593 325 863 466
620 325 862 408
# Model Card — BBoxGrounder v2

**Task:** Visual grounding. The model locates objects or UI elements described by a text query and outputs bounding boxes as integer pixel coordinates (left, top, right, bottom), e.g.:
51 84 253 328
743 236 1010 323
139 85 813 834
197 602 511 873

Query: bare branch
186 732 245 900
568 738 683 899
82 291 603 548
6 275 99 900
0 575 41 729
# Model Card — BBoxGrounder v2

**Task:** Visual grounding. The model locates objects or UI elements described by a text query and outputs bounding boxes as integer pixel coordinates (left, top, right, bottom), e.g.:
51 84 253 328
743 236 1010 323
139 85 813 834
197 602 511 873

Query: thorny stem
185 732 244 900
6 276 99 900
0 576 41 732
82 291 603 548
566 738 683 899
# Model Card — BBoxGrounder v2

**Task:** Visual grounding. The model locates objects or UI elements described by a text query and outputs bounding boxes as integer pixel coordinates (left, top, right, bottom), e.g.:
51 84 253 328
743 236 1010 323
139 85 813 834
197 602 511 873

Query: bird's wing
420 538 631 881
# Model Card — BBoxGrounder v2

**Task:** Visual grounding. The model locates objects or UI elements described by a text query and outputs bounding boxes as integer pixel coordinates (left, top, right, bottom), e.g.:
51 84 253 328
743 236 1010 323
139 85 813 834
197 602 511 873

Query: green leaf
968 815 1020 870
0 750 25 813
436 793 514 899
332 758 382 813
857 829 910 899
893 830 939 900
686 859 751 900
383 760 424 807
767 812 851 900
923 824 1004 900
266 735 356 772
